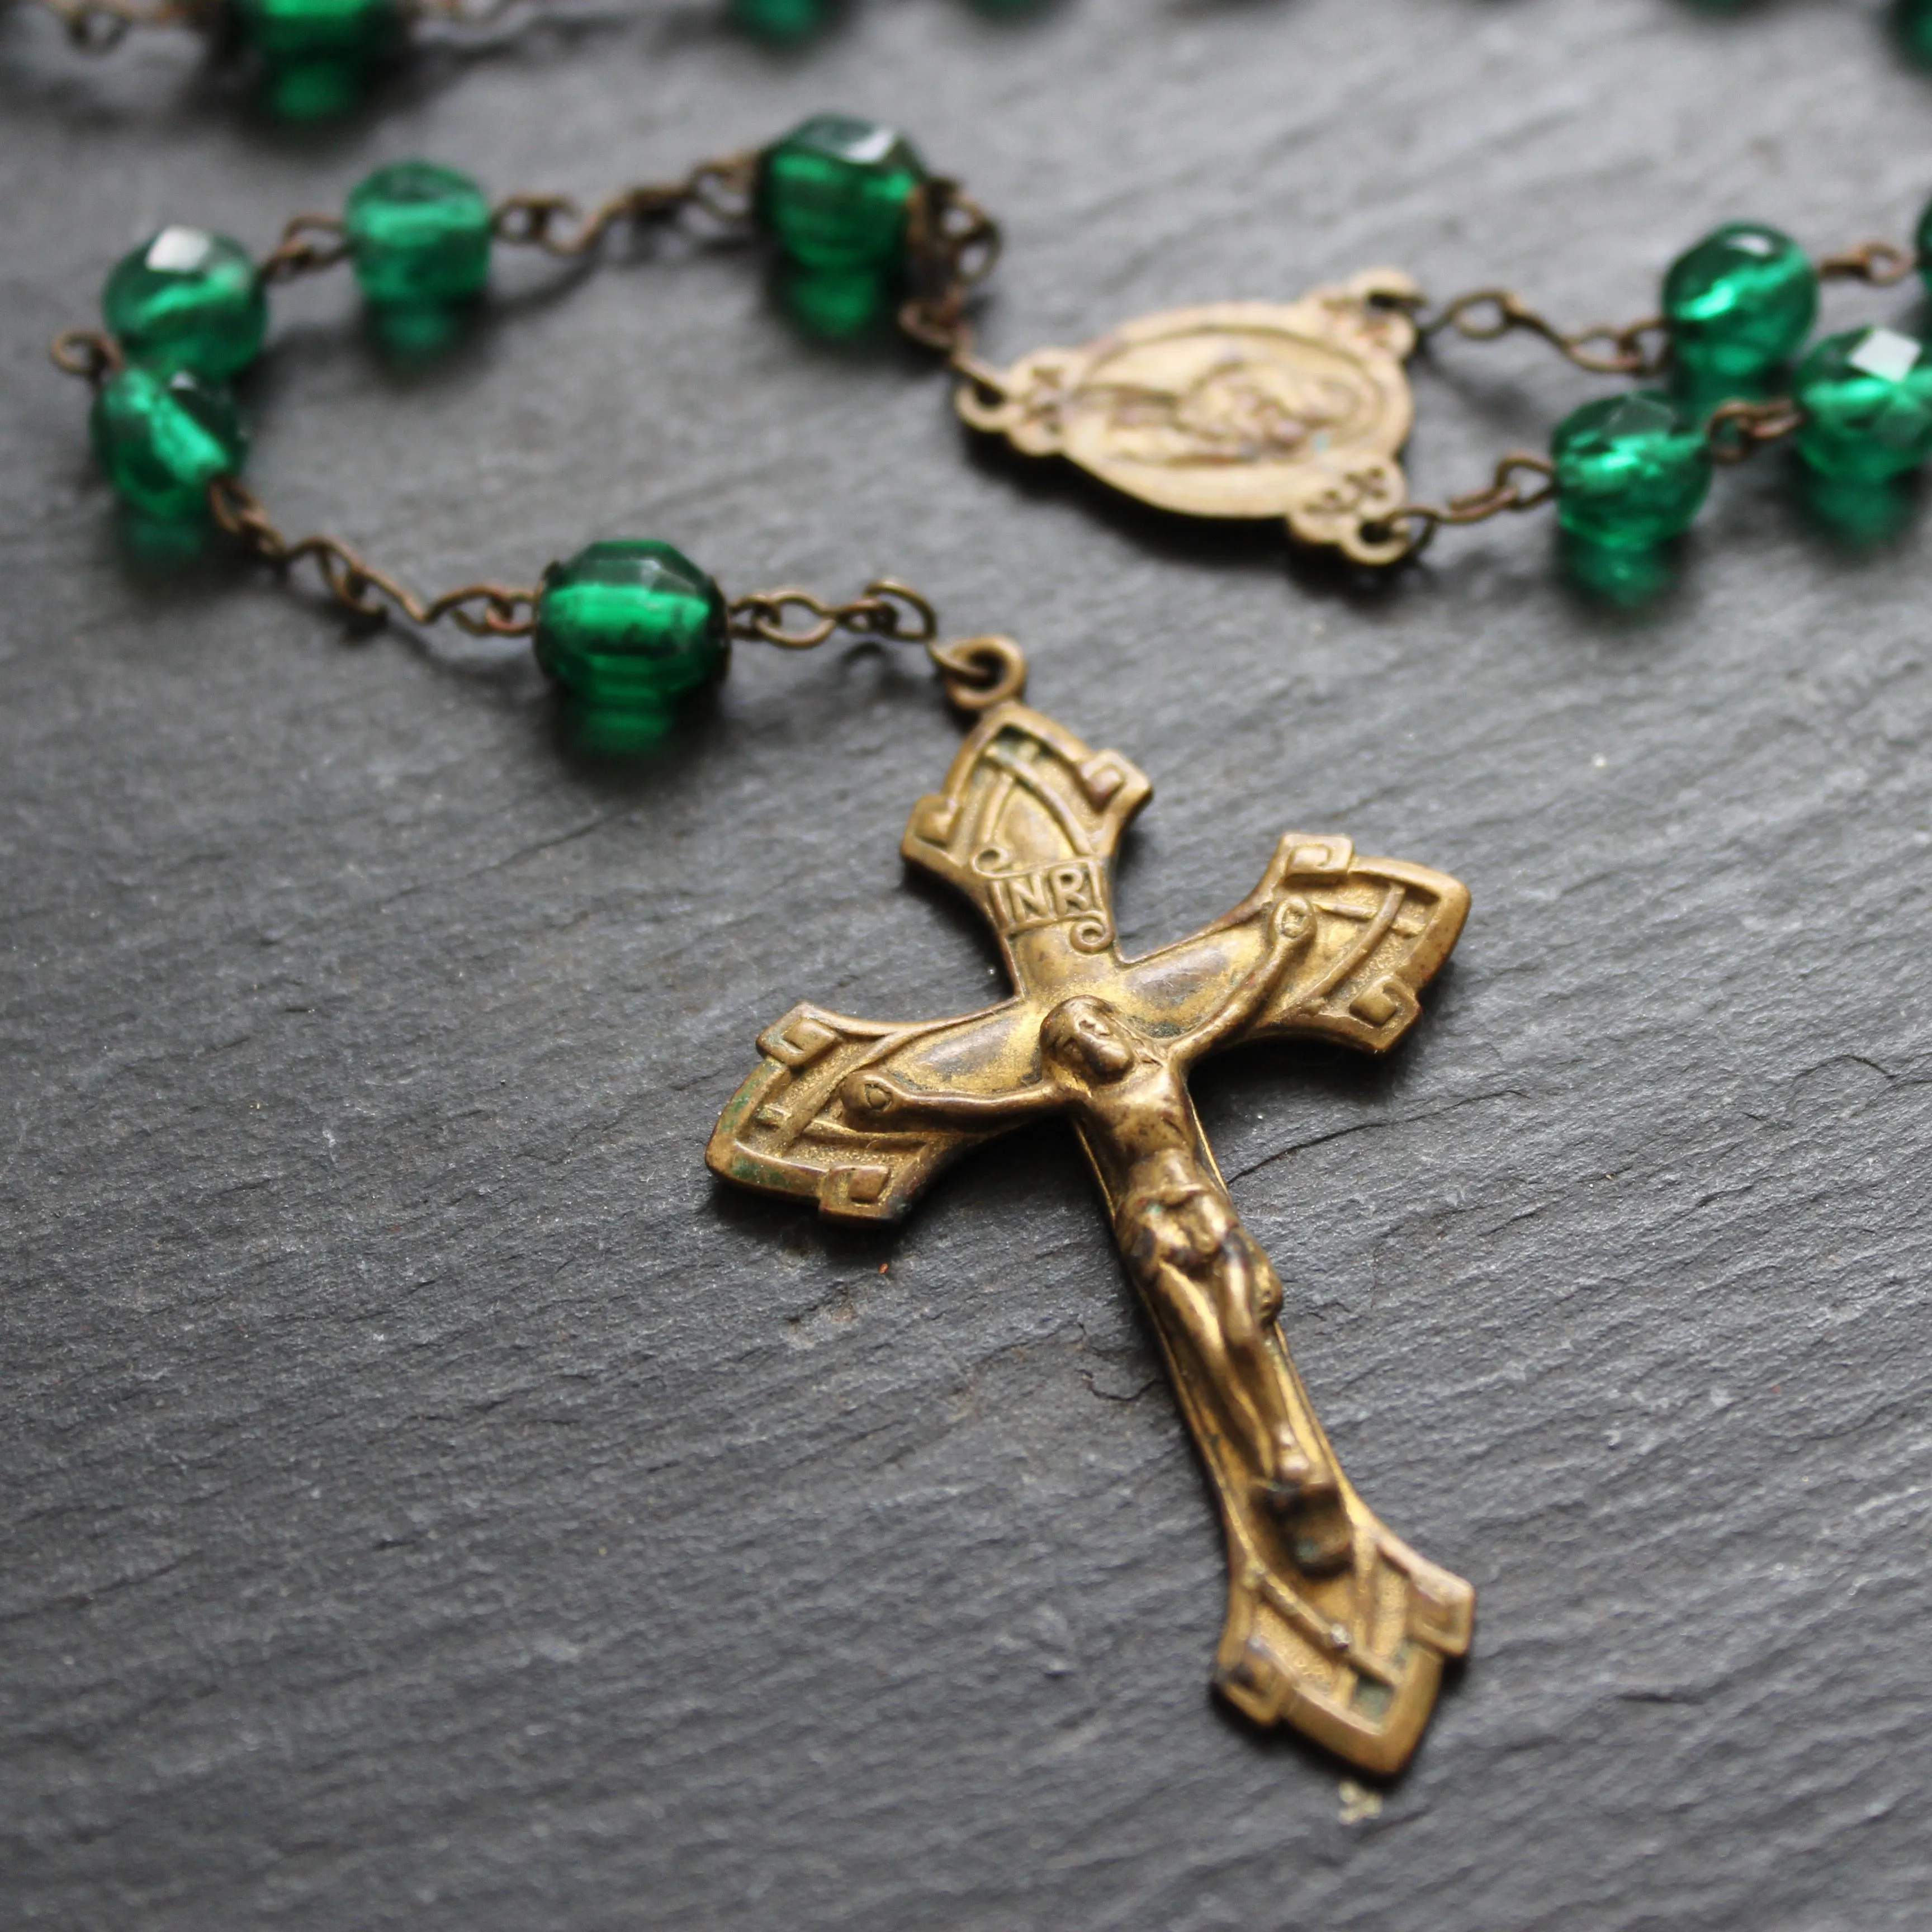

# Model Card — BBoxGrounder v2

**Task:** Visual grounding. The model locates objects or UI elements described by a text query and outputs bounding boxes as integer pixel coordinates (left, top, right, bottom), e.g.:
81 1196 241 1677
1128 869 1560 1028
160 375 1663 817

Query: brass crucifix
708 688 1474 1773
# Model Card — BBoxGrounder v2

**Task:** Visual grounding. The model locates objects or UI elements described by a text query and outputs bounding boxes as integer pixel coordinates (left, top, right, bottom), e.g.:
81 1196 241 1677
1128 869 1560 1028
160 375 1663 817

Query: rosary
25 0 1034 116
49 108 1932 1772
33 0 1932 120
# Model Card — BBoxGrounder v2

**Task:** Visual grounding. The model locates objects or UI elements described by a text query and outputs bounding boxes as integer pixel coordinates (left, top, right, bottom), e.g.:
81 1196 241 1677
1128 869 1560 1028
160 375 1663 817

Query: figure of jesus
842 891 1352 1574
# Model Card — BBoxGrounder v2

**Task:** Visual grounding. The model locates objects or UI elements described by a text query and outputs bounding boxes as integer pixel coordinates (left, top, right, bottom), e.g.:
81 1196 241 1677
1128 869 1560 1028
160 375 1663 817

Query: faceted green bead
1550 390 1711 547
756 115 926 273
89 366 246 522
345 162 493 310
1792 326 1932 483
102 228 267 381
1662 221 1816 385
231 0 401 64
533 541 729 712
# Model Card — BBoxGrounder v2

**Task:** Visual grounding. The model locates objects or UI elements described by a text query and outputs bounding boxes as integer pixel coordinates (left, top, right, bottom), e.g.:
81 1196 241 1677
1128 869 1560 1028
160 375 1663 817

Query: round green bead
533 541 729 712
345 162 493 311
1551 390 1711 547
231 0 400 64
89 366 246 522
1662 221 1816 386
1792 326 1932 483
102 228 266 381
756 114 926 273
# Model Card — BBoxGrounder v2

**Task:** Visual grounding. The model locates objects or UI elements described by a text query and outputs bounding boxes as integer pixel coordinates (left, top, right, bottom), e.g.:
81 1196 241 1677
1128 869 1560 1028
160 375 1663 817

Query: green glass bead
102 228 267 381
1550 390 1711 547
1895 0 1932 70
756 115 926 273
1558 530 1677 608
1915 192 1932 296
1792 326 1932 483
1662 221 1816 385
261 56 367 121
777 264 895 342
731 0 829 41
89 366 246 522
231 0 400 64
345 162 493 310
1801 468 1915 551
533 540 728 712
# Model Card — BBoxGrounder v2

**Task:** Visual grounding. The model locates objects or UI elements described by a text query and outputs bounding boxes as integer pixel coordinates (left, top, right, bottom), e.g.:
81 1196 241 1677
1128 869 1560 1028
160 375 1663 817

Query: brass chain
253 158 759 286
50 145 1876 595
1408 235 1926 384
723 585 1022 708
206 471 1024 712
899 178 1003 357
491 152 758 259
207 479 540 636
46 146 1024 718
1362 453 1557 555
259 214 351 285
727 581 937 650
1817 239 1919 286
1403 287 1670 377
1702 395 1803 465
1372 398 1805 556
1370 232 1929 552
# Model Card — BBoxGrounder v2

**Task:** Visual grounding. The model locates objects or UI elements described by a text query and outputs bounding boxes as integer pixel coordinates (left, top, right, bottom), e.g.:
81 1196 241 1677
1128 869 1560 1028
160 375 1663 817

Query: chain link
1404 286 1670 377
50 329 126 383
727 580 937 650
208 479 539 636
1361 453 1557 555
1702 396 1803 465
725 583 1023 712
259 214 350 285
491 152 757 259
899 178 1003 356
927 633 1027 711
1817 239 1919 286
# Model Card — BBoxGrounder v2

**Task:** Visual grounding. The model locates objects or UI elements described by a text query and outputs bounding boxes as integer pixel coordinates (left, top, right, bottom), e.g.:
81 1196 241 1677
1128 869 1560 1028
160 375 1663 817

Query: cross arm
706 997 1047 1224
1111 832 1469 1056
1165 893 1318 1064
841 1066 1061 1130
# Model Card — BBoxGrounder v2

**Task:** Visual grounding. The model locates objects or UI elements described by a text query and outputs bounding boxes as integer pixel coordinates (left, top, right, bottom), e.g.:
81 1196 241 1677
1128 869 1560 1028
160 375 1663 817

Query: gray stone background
4 1 1931 1926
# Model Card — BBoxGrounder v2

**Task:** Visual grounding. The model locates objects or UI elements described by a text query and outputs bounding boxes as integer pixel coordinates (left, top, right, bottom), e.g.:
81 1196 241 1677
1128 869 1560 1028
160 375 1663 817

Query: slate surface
5 2 1932 1926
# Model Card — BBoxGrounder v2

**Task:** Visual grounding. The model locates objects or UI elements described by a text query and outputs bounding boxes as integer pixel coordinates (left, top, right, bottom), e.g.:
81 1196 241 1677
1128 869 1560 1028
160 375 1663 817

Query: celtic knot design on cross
708 699 1474 1773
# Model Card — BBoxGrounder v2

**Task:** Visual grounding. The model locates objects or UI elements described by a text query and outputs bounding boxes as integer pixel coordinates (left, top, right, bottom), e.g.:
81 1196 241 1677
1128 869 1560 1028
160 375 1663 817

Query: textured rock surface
3 2 1931 1926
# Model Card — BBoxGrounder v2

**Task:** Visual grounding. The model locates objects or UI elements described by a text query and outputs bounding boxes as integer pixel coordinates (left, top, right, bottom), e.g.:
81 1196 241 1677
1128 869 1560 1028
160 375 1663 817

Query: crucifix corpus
709 678 1475 1773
